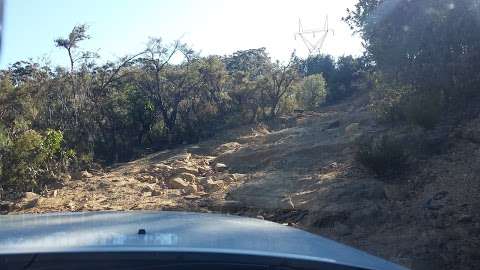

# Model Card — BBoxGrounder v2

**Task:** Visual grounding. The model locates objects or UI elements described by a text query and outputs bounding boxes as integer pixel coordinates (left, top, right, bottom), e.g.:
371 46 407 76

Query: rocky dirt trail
3 93 480 270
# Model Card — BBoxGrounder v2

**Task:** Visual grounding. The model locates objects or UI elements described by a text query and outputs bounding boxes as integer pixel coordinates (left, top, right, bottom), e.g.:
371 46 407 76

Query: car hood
0 211 407 270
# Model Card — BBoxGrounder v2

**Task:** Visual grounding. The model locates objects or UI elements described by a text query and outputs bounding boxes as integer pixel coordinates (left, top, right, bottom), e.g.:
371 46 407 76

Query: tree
265 54 300 118
297 74 327 110
137 38 196 143
344 0 480 100
326 55 364 103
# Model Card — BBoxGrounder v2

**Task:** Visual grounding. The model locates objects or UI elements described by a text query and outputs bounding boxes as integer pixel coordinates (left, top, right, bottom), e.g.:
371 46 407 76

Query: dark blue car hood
0 211 407 270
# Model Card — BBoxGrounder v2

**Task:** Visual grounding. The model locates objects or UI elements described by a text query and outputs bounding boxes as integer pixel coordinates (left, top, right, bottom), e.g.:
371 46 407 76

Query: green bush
369 78 443 129
402 90 443 130
296 74 326 110
0 129 69 192
356 134 408 176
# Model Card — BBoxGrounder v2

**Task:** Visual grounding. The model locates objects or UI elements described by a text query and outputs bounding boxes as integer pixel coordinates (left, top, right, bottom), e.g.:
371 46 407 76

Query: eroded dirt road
4 94 480 270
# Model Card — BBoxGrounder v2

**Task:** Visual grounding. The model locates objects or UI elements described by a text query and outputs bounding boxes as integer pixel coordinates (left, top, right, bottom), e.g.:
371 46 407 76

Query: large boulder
18 192 40 209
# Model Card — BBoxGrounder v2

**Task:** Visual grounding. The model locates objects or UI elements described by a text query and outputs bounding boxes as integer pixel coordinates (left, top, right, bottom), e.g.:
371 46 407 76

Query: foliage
356 134 408 176
0 128 70 192
302 55 365 104
345 0 480 100
0 24 367 192
297 74 326 110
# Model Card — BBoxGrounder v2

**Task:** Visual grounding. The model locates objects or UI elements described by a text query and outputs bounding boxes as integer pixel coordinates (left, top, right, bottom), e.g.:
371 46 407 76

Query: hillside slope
3 93 479 270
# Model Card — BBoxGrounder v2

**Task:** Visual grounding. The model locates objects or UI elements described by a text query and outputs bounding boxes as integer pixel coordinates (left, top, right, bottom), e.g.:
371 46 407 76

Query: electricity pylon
295 16 334 55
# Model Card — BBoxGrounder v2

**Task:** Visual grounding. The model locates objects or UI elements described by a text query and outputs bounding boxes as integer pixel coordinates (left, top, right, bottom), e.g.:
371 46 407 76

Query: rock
198 166 211 174
60 173 72 182
183 183 198 194
167 177 190 189
153 164 173 173
206 178 224 192
82 171 93 178
231 173 247 181
334 222 351 236
143 192 152 197
19 192 40 209
176 152 192 162
176 172 196 183
138 175 157 183
345 122 361 137
141 184 156 193
325 120 340 130
214 142 241 155
185 194 202 200
73 170 93 179
197 191 208 197
173 166 198 175
0 201 13 212
67 201 76 211
458 214 473 223
197 176 208 184
214 163 228 172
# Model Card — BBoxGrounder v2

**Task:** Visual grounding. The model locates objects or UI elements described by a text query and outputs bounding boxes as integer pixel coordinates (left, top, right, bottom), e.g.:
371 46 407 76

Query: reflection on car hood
0 211 407 269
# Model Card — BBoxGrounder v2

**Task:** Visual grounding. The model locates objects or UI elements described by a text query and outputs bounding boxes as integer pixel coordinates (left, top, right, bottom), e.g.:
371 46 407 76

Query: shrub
0 129 69 192
369 78 443 129
296 74 326 110
356 134 408 176
402 90 444 130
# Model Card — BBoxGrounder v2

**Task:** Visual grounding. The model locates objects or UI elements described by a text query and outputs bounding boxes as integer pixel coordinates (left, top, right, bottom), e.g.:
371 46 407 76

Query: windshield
0 1 479 270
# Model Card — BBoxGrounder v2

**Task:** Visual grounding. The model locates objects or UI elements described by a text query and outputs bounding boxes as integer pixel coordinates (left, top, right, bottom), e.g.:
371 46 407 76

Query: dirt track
5 93 480 270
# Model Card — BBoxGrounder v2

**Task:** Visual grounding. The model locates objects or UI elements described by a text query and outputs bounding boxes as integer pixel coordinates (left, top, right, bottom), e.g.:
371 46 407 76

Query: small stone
206 178 224 192
177 172 196 183
138 175 157 183
183 183 198 194
82 171 93 178
231 173 246 181
458 214 473 223
334 222 351 236
168 178 190 189
0 201 13 212
176 153 192 162
143 192 152 197
61 174 72 181
173 166 199 175
345 122 360 137
185 194 202 200
198 166 211 174
67 201 76 211
214 163 228 172
325 120 340 130
141 184 156 193
154 164 173 172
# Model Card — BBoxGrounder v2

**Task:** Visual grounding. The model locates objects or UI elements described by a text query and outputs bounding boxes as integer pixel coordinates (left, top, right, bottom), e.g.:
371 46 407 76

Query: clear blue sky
0 0 363 68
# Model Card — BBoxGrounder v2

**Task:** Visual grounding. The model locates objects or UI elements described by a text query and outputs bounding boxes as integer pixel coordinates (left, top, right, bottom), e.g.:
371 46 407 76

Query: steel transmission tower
295 16 334 55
